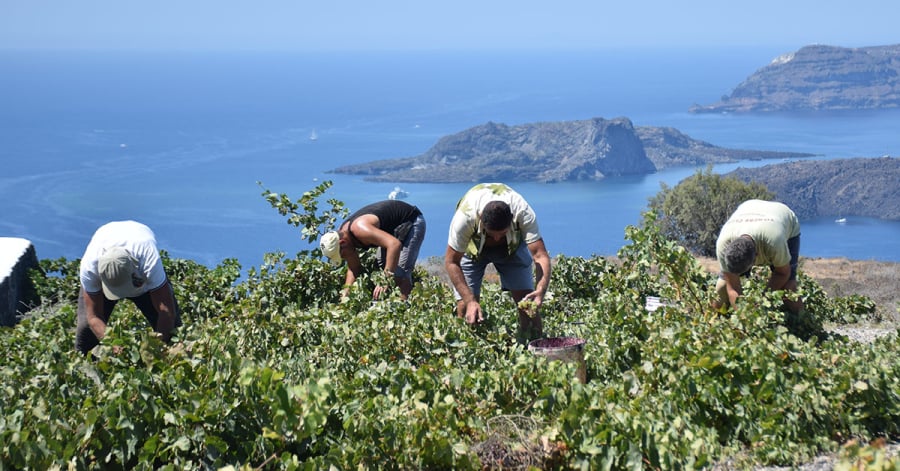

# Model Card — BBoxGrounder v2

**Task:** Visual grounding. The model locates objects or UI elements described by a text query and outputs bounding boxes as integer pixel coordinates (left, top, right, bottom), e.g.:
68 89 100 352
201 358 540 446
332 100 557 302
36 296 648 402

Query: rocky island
689 44 900 113
726 157 900 220
329 117 812 183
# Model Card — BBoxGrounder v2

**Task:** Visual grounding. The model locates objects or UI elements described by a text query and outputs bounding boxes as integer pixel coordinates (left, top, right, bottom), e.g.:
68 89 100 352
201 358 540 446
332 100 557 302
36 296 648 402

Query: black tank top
345 200 421 249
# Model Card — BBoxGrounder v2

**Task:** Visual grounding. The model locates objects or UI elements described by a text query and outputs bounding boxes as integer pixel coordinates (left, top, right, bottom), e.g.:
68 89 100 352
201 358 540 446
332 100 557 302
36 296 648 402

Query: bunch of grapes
517 299 539 318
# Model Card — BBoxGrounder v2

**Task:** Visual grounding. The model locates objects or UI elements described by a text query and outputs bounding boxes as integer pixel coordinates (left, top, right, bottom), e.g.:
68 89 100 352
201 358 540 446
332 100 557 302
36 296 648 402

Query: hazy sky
2 0 898 52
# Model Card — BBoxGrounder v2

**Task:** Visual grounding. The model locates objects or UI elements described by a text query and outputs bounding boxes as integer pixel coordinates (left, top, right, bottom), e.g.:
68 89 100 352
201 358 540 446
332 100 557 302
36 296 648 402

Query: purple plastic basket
528 336 586 351
527 337 587 383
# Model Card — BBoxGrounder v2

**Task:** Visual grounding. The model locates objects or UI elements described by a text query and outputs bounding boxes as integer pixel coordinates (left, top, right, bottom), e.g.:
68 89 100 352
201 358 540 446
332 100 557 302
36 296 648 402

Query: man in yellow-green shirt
445 183 551 342
714 199 802 313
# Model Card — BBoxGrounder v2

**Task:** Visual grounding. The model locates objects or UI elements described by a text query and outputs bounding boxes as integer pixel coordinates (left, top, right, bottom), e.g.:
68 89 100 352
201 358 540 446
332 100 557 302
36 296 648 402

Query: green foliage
29 256 81 305
795 272 881 328
647 166 774 256
618 211 714 312
238 251 345 313
829 293 881 325
162 251 242 322
550 254 617 302
6 185 900 470
259 179 348 246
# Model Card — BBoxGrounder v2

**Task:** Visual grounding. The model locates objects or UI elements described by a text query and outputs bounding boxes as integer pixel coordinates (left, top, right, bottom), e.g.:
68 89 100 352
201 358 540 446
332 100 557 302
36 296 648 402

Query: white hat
320 231 342 266
98 246 145 300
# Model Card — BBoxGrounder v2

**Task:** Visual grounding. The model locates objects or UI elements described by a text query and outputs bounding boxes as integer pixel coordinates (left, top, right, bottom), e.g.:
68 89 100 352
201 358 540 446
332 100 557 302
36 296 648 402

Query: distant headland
689 44 900 113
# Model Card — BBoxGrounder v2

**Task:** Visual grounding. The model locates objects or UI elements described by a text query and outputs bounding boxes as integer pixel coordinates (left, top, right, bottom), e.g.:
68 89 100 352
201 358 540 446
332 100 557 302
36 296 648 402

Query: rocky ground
717 440 900 471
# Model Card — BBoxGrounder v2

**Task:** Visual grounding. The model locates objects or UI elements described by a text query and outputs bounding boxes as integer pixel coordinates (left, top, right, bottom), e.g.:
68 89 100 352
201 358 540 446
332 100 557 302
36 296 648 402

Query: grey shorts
453 241 534 300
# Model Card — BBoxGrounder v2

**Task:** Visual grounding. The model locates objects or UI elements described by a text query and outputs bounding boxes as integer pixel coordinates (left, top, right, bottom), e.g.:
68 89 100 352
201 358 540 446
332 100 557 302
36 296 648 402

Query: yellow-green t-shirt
447 183 542 259
716 200 800 272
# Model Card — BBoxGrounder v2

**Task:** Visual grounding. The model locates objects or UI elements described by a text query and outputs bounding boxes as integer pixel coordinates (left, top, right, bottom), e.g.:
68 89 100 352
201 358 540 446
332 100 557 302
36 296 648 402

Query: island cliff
330 117 811 183
726 157 900 220
690 44 900 113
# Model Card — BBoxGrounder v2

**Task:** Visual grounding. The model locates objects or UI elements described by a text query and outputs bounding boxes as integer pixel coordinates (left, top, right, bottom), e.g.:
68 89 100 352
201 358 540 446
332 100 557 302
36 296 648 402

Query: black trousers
74 286 182 354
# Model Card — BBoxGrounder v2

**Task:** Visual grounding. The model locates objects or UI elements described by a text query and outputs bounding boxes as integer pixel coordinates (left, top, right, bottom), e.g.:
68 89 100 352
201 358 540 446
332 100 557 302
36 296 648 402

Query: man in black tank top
320 200 426 301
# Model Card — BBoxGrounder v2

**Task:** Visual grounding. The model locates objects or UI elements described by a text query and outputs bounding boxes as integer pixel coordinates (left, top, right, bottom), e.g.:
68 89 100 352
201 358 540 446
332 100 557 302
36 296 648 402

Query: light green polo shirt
716 200 801 272
447 183 542 259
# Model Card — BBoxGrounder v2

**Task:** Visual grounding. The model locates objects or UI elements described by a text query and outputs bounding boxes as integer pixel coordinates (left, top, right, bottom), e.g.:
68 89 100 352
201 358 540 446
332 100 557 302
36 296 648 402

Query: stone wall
1 238 40 326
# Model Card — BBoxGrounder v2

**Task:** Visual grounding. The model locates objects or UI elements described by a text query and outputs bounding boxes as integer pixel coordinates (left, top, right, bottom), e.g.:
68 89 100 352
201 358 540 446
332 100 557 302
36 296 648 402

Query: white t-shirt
447 183 542 259
79 221 167 296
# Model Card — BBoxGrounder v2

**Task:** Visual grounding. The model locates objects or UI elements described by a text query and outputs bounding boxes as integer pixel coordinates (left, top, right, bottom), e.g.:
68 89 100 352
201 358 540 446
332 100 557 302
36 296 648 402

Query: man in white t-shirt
75 220 181 354
444 183 551 342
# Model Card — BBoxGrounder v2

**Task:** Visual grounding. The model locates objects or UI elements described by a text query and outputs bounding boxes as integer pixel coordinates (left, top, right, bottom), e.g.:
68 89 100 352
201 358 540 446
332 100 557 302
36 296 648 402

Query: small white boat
835 217 847 224
309 130 318 141
387 186 409 200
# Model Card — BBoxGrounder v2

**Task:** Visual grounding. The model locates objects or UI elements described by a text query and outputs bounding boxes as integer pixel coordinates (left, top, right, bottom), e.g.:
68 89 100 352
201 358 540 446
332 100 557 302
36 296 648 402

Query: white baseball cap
319 231 342 265
98 246 145 300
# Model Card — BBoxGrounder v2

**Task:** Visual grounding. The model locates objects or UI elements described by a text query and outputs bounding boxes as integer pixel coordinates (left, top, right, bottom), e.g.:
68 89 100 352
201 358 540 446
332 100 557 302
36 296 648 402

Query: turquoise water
2 49 899 267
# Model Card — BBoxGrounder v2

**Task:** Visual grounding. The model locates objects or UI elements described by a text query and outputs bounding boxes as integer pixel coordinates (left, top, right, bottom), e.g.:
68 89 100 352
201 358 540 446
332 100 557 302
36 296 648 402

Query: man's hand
372 269 395 300
464 300 484 324
445 245 483 324
372 284 391 300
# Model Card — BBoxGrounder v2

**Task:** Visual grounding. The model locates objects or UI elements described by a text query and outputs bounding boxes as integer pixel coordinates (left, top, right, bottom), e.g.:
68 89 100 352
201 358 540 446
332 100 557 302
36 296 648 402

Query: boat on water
387 186 409 200
835 217 847 224
309 130 318 141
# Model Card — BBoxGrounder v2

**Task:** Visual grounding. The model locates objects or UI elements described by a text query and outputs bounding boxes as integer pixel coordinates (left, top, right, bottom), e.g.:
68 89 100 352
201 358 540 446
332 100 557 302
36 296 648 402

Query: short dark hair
723 236 756 275
481 201 513 231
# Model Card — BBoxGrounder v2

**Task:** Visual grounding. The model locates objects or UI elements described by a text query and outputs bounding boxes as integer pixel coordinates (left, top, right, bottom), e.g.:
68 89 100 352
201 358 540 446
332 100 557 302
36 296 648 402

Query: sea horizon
2 48 899 268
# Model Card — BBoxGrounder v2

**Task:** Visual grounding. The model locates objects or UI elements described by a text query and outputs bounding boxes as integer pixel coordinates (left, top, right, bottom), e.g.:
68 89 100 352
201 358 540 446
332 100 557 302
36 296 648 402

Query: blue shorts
453 241 534 300
379 214 426 281
785 234 800 281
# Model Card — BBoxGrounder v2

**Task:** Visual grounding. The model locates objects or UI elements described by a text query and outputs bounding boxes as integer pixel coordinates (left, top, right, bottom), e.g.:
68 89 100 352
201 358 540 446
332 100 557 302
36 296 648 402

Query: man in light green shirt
445 183 551 342
714 199 802 313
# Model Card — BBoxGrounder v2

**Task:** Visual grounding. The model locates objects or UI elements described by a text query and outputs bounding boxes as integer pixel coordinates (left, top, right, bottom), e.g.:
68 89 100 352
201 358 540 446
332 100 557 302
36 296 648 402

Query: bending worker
76 220 181 354
320 200 426 301
715 199 803 313
444 183 551 342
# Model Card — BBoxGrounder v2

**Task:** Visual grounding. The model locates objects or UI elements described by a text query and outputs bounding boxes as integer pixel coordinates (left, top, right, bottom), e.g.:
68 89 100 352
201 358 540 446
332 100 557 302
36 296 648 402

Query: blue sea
2 48 899 269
